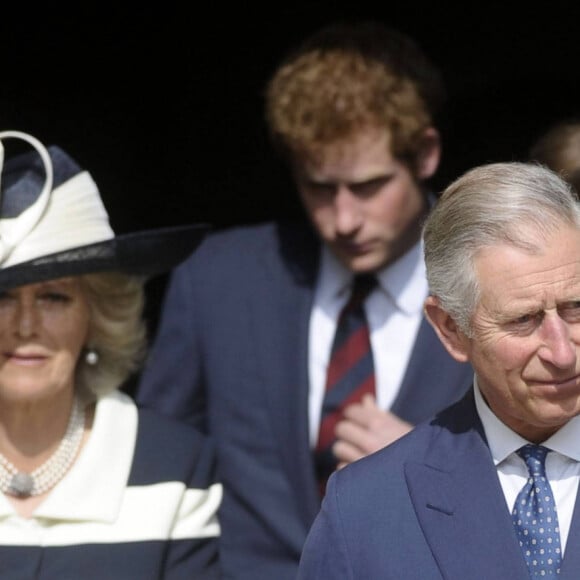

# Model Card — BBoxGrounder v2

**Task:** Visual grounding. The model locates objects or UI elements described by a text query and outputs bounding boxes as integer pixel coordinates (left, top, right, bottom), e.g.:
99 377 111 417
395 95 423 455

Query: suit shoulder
172 219 319 286
184 220 316 261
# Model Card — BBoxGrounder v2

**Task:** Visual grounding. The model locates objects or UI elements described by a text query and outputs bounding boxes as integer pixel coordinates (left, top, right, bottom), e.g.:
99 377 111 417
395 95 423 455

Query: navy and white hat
0 131 208 290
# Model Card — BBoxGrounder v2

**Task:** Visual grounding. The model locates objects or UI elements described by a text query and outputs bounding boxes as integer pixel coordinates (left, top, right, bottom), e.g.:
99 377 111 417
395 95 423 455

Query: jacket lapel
392 316 473 423
559 483 580 578
405 393 530 579
252 222 321 527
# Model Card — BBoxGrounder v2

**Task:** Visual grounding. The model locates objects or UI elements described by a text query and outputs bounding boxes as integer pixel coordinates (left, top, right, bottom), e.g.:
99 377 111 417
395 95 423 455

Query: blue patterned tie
512 444 562 577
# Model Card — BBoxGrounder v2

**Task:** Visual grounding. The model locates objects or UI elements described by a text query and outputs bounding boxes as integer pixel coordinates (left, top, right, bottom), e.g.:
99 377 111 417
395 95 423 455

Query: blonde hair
76 272 147 399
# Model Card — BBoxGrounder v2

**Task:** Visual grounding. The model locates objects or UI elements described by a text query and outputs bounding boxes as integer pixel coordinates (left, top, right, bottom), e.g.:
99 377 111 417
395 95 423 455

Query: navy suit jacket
136 220 473 580
298 389 580 579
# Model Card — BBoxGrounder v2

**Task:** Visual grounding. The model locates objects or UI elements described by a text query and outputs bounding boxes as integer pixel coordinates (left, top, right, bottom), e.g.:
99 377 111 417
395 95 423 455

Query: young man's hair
265 20 445 167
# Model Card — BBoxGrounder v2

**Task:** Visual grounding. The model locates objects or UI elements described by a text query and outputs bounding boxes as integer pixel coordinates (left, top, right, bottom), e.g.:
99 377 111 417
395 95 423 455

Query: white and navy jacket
0 391 222 579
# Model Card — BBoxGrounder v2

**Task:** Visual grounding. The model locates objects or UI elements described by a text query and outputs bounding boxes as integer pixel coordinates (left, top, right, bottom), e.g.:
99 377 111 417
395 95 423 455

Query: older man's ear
424 296 471 363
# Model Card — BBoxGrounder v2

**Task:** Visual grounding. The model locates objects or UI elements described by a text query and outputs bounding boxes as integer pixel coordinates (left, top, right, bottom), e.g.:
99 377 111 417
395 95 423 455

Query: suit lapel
559 484 580 578
252 222 321 527
405 393 530 579
392 316 472 423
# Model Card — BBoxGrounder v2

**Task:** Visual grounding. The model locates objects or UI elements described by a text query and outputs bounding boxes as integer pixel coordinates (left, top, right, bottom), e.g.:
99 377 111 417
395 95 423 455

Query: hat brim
0 223 209 290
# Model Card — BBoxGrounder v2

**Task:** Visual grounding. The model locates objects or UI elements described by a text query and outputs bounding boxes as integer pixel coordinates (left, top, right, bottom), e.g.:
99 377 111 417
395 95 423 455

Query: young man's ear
424 295 470 363
415 127 441 180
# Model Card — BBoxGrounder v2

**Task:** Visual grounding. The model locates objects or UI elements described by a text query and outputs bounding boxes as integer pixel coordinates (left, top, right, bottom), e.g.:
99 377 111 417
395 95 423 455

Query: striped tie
315 274 377 496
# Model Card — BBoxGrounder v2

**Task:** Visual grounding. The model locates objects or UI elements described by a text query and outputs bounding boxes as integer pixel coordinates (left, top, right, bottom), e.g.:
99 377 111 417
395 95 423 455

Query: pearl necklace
0 397 85 497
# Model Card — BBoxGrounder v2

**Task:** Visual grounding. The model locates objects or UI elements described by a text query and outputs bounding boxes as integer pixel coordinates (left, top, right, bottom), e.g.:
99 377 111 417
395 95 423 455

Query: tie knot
516 444 550 477
347 274 377 309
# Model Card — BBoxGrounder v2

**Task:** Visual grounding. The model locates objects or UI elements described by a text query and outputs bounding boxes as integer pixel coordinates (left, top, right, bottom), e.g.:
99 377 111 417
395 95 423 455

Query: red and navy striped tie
315 274 377 496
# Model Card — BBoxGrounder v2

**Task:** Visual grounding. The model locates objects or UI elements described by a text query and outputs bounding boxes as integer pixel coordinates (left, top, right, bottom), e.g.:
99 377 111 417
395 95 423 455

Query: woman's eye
0 291 14 303
40 292 70 303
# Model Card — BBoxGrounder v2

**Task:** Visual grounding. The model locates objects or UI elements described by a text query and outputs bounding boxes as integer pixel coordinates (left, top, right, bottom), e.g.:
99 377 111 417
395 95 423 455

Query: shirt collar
474 377 580 464
319 239 427 314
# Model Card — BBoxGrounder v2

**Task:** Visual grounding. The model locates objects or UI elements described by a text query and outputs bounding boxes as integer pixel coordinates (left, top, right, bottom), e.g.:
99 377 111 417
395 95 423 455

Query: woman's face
0 277 90 403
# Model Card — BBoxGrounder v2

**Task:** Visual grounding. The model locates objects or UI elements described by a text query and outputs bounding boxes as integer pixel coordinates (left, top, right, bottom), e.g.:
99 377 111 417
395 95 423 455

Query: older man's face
465 225 580 442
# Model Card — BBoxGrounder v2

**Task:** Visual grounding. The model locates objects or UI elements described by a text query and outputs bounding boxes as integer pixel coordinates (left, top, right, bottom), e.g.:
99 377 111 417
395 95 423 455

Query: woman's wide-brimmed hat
0 131 208 290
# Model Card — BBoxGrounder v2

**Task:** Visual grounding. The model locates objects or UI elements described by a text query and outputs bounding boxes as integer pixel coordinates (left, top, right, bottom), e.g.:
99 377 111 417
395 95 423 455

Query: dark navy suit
297 389 580 579
136 220 473 579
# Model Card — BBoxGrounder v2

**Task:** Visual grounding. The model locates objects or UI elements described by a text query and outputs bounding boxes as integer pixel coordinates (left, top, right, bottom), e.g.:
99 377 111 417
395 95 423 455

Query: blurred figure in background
530 118 580 191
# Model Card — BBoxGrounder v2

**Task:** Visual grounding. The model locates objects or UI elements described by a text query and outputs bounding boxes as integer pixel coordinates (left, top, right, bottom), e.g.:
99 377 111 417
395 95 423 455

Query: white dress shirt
308 240 428 445
474 379 580 555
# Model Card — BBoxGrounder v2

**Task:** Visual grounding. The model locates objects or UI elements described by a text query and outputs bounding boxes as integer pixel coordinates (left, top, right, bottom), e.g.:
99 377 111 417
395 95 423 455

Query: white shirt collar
474 377 580 465
319 239 427 315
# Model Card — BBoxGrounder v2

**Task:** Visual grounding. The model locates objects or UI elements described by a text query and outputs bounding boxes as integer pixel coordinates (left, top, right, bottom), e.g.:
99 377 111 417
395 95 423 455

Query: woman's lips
4 352 47 366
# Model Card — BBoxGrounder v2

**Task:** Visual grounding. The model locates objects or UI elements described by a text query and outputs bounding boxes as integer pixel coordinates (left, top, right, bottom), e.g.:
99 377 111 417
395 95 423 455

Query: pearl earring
85 349 99 366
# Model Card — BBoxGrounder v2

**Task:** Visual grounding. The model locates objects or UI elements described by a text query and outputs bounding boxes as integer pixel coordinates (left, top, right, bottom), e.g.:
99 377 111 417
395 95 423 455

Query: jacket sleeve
136 256 208 431
297 472 355 580
164 430 223 579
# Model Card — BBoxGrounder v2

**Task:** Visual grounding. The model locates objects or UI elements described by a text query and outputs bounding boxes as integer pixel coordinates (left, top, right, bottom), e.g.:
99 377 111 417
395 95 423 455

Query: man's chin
336 252 386 274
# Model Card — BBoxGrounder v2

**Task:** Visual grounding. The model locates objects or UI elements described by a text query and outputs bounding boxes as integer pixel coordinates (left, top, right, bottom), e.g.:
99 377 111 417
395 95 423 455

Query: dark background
1 2 580 327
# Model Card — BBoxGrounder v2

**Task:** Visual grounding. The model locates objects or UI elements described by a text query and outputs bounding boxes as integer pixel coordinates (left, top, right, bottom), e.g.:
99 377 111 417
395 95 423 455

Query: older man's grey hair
423 161 580 335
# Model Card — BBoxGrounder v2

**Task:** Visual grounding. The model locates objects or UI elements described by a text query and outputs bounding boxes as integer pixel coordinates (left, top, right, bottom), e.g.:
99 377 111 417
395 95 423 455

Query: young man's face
294 128 439 273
